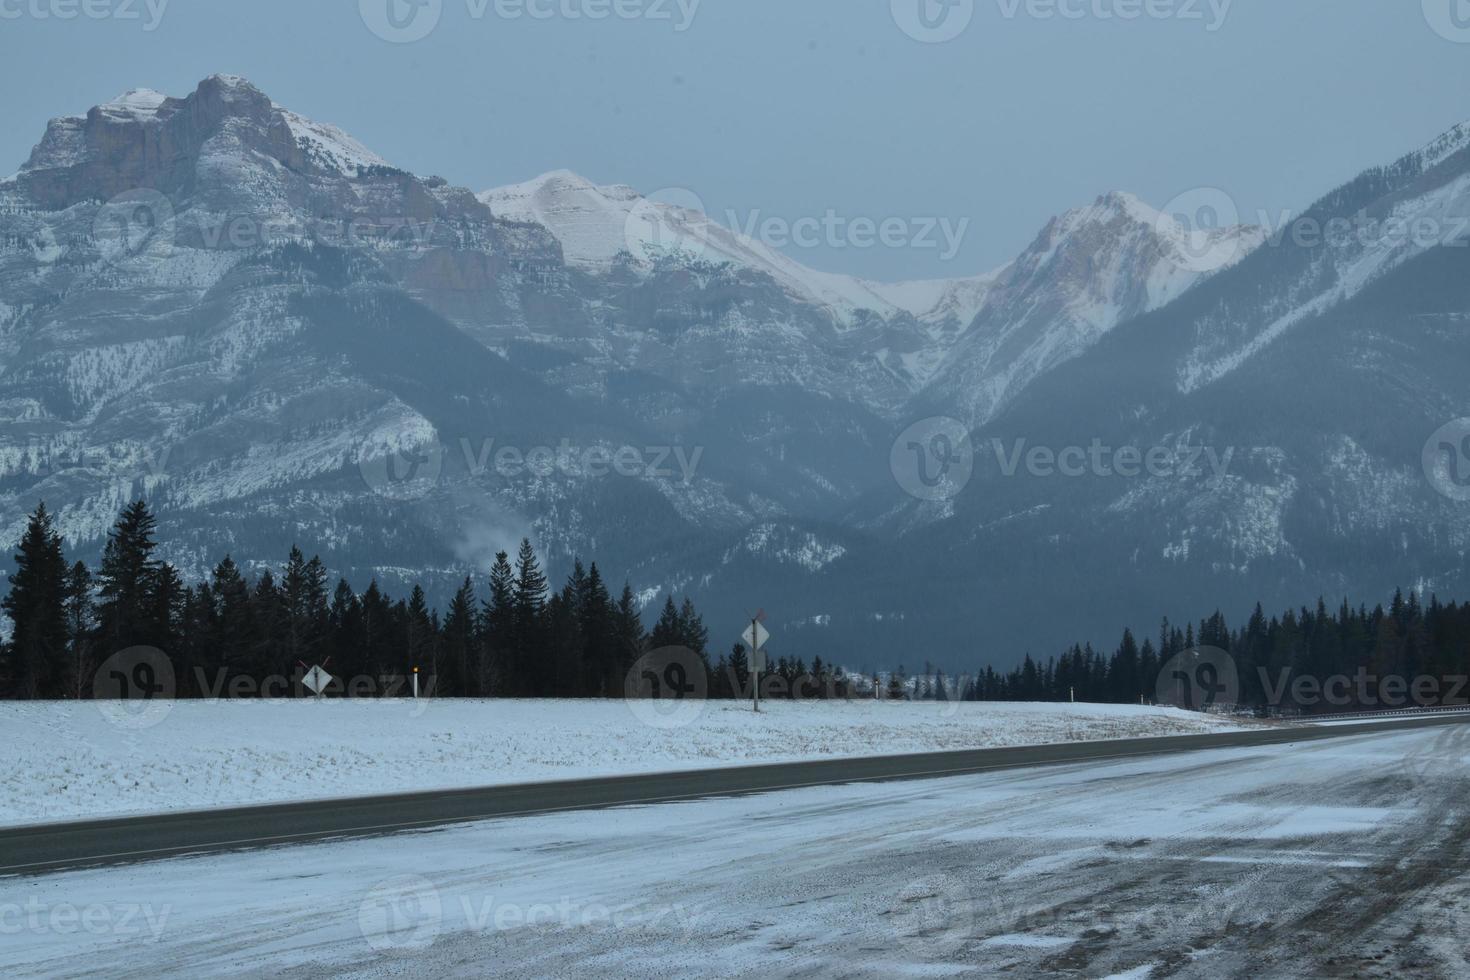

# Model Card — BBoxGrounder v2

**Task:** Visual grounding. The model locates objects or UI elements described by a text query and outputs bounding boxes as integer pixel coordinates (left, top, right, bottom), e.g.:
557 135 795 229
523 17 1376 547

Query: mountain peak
18 74 390 186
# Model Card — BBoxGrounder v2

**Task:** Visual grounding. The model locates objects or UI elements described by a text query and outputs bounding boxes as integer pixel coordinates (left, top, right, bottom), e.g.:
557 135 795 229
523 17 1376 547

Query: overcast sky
5 0 1470 279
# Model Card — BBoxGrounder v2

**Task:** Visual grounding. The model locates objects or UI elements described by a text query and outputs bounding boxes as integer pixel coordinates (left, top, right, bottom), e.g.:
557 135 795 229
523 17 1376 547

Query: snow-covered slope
0 699 1249 825
480 173 1258 397
920 191 1266 425
5 73 1466 672
1175 124 1470 394
480 169 1000 329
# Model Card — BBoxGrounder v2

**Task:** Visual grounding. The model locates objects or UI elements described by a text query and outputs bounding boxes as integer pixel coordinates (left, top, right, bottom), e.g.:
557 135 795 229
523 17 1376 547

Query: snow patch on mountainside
1177 169 1470 394
920 191 1266 427
480 170 997 328
275 105 390 177
97 88 168 122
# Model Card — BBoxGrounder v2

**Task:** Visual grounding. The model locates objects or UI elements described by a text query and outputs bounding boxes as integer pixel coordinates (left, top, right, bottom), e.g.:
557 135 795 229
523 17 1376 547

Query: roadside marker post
741 611 770 714
413 666 420 700
301 661 334 701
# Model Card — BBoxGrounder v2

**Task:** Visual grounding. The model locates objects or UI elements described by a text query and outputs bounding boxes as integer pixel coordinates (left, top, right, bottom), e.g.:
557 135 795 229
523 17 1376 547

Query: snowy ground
4 724 1466 978
0 699 1253 826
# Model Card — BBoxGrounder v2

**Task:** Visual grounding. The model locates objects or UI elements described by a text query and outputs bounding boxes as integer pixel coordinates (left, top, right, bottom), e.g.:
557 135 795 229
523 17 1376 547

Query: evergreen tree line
5 500 1468 714
0 501 722 700
949 596 1470 714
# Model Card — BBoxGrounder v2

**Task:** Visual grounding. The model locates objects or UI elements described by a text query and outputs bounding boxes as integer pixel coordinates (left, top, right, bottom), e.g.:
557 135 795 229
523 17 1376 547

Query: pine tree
2 503 69 698
649 596 682 650
579 562 614 696
482 551 516 696
209 556 255 688
95 500 161 653
611 582 646 686
512 539 548 695
406 584 436 684
442 577 476 697
727 642 750 698
677 597 709 658
64 560 94 700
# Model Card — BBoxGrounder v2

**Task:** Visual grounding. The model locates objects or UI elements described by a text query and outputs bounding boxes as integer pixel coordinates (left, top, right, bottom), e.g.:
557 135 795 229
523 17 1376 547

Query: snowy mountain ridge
4 73 1469 666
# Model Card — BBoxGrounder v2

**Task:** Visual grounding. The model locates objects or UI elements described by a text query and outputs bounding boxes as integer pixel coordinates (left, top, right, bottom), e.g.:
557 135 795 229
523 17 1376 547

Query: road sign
751 647 767 673
303 665 334 697
741 620 769 652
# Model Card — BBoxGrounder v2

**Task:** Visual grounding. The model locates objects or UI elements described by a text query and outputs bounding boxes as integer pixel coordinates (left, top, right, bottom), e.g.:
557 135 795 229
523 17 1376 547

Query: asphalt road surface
5 713 1467 878
7 716 1470 977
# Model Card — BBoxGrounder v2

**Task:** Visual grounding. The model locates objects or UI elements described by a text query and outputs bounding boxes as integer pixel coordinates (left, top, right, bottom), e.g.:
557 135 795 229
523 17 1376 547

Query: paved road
5 713 1468 878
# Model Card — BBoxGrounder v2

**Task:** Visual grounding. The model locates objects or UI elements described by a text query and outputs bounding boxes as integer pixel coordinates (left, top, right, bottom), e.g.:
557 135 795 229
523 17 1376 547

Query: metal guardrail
1297 703 1470 724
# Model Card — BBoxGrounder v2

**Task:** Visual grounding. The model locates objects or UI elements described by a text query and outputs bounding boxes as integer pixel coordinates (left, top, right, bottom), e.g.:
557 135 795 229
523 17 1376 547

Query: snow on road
4 724 1468 978
0 699 1249 826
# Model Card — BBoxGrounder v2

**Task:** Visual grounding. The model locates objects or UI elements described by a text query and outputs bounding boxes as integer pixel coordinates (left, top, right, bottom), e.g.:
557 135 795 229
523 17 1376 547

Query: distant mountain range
1 74 1466 669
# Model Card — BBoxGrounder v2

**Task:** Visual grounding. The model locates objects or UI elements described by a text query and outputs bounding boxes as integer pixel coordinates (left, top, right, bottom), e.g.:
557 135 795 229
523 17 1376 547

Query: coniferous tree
579 562 614 696
482 551 516 696
649 596 682 650
406 584 436 686
95 500 161 653
64 560 95 700
677 597 709 659
512 539 548 696
208 556 255 689
611 582 646 686
2 503 69 698
442 577 477 697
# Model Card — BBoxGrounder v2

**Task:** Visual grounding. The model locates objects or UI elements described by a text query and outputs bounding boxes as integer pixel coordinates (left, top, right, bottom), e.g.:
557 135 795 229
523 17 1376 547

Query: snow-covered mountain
482 172 1262 404
3 74 1466 668
480 169 1001 331
918 191 1266 425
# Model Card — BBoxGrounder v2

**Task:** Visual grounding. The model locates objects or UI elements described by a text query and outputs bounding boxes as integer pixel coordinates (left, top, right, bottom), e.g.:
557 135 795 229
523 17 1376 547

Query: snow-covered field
4 724 1464 978
0 699 1251 826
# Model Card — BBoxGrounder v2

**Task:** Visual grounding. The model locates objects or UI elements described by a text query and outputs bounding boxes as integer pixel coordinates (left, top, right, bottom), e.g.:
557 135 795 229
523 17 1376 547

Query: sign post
302 663 334 700
741 612 770 714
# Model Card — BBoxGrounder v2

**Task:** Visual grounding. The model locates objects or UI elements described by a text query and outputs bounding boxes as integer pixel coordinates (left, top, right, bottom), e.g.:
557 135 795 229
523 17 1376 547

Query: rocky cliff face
4 74 1463 669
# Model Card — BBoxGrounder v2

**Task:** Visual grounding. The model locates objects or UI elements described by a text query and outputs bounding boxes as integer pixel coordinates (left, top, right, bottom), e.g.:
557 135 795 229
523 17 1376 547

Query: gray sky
4 0 1470 280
